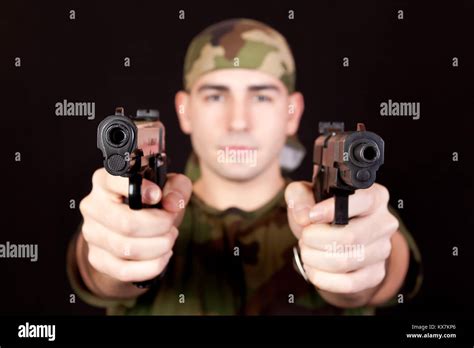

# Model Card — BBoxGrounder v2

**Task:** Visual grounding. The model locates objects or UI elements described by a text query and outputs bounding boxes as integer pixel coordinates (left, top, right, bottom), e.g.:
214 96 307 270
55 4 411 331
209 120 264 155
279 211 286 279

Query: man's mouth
219 145 257 151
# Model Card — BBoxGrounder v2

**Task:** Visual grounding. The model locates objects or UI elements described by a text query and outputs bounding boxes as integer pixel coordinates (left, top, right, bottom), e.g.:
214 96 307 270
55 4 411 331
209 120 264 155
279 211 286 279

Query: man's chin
212 163 262 182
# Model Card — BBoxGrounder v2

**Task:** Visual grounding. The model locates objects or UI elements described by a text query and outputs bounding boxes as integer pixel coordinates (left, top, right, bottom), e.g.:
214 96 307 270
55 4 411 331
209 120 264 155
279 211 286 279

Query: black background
1 0 473 317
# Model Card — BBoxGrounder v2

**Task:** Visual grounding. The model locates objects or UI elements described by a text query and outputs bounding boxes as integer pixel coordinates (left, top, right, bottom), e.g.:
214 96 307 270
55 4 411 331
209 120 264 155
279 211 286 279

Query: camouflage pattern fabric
183 18 296 93
66 160 423 315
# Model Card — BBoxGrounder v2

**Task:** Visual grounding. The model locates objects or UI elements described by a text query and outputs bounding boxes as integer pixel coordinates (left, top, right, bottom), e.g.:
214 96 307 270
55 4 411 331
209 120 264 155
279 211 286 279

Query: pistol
97 107 167 288
312 122 384 225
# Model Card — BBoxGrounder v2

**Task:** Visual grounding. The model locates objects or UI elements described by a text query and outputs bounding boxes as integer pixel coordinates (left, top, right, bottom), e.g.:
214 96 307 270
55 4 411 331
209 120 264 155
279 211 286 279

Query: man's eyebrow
197 84 229 93
248 84 281 93
196 84 282 93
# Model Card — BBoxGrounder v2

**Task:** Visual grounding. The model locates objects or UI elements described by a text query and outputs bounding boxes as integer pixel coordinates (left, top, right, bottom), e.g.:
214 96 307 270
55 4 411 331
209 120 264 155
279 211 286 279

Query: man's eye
205 94 224 102
254 95 271 102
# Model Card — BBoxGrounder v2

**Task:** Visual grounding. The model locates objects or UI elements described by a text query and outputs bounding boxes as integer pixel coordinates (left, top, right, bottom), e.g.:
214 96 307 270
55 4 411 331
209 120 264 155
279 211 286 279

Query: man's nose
228 102 250 132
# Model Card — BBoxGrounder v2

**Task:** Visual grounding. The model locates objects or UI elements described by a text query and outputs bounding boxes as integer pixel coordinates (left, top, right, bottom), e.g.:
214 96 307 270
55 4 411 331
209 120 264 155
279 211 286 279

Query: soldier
67 18 422 315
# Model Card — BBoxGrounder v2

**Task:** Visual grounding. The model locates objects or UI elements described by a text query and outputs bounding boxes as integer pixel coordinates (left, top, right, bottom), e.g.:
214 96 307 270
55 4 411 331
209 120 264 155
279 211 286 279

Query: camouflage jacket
67 157 422 315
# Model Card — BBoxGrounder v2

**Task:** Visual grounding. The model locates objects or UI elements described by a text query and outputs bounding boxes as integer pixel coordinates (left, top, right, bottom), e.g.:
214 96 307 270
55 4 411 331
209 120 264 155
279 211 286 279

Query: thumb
161 173 193 226
285 181 315 239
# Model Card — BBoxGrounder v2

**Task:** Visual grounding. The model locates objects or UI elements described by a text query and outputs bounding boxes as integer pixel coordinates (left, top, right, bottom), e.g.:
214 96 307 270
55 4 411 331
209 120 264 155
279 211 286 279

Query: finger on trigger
307 186 378 224
141 179 162 205
161 173 193 213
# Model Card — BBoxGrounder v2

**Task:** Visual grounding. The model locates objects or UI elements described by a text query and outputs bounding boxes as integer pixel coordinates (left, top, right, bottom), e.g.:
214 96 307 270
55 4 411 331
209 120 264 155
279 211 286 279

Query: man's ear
175 90 192 134
286 91 305 136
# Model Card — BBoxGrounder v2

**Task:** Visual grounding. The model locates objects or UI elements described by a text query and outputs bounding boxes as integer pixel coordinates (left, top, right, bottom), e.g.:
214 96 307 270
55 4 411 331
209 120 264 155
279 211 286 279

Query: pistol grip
128 156 168 288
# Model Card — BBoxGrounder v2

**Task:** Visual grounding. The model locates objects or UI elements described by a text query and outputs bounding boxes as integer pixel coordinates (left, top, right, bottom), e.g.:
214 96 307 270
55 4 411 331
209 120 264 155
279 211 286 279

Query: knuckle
301 226 313 245
342 231 357 246
147 259 164 279
170 226 179 240
299 245 310 264
298 237 305 250
154 258 166 275
162 214 175 232
105 232 118 254
306 268 318 286
374 264 386 286
110 235 131 258
119 215 136 236
160 221 173 237
166 231 178 249
151 211 173 234
81 222 92 243
345 277 358 294
161 236 173 253
116 265 132 283
387 214 400 233
79 196 91 217
87 249 99 270
334 256 351 273
123 244 135 259
382 239 392 259
363 188 376 212
309 275 319 288
376 184 390 205
300 229 307 244
91 168 105 188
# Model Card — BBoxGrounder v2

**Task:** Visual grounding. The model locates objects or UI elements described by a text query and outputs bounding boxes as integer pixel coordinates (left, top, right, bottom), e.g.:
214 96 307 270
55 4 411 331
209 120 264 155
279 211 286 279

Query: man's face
176 69 303 182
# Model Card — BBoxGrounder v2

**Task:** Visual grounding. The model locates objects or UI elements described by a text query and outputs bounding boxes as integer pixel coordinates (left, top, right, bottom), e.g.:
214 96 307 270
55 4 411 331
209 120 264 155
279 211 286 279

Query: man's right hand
77 168 192 298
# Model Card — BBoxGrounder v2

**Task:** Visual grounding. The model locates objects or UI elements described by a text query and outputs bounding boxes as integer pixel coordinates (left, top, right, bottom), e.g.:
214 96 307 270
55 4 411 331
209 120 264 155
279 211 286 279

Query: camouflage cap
183 18 296 93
